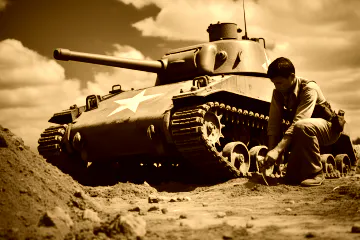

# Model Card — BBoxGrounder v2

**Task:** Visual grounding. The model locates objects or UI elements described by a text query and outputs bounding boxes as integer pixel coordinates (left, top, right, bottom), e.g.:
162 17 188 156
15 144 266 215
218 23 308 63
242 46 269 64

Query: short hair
267 57 295 79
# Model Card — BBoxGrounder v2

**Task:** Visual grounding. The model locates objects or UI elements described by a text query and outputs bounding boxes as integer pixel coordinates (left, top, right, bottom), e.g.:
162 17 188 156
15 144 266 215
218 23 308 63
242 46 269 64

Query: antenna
242 0 249 40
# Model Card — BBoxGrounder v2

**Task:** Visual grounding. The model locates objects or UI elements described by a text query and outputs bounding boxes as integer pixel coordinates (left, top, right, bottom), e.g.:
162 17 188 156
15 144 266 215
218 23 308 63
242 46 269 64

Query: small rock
19 189 28 194
285 200 295 204
170 196 191 202
148 206 160 212
246 222 254 228
12 135 24 146
148 195 168 203
96 213 146 239
352 223 360 233
74 190 84 198
83 209 101 223
129 206 141 212
161 208 168 214
0 135 8 148
202 203 208 207
179 214 187 219
18 145 24 150
71 199 86 210
223 233 233 239
143 181 150 187
139 209 147 216
305 232 316 238
10 228 19 233
121 214 146 238
183 196 191 201
285 208 292 212
216 212 226 218
38 206 73 228
129 200 137 205
250 216 257 220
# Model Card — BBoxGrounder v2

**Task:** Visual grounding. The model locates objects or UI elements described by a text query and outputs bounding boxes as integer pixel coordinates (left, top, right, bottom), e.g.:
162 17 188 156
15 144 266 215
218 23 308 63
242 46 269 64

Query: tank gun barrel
54 48 166 73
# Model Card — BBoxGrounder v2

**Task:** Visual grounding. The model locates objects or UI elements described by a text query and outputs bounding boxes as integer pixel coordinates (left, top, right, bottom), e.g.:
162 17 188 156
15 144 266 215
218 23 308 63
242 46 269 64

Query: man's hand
263 148 281 169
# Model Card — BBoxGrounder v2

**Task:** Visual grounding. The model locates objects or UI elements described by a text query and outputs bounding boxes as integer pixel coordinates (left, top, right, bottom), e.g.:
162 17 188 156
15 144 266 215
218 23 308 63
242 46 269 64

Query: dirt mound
84 182 157 200
0 126 83 239
0 126 156 240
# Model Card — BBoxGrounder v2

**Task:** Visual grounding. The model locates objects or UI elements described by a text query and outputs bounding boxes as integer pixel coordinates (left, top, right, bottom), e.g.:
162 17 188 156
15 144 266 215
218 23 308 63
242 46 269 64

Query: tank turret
54 22 270 86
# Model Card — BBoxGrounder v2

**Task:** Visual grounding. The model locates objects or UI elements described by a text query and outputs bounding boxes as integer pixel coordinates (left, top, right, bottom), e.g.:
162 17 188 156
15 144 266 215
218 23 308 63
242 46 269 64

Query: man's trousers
285 118 341 184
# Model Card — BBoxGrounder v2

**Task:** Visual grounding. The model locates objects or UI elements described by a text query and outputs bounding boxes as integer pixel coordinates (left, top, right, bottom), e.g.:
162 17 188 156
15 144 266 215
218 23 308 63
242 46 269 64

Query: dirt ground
1 125 360 240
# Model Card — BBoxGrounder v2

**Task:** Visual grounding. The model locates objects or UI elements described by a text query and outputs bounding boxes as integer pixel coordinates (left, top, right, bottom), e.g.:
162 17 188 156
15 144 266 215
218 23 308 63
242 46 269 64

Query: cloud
88 44 157 95
0 39 85 151
131 0 245 41
0 40 157 152
0 0 7 11
0 39 65 89
117 0 160 9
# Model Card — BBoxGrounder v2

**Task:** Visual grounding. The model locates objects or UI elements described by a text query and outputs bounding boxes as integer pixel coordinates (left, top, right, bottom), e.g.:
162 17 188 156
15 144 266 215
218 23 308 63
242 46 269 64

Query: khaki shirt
267 77 326 136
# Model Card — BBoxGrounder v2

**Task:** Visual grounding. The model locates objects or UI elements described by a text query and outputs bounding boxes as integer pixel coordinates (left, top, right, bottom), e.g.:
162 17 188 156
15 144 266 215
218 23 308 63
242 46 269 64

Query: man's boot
300 170 325 187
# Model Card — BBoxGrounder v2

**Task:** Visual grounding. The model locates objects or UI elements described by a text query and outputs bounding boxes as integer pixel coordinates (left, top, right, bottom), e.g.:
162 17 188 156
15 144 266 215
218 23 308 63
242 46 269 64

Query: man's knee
293 119 316 137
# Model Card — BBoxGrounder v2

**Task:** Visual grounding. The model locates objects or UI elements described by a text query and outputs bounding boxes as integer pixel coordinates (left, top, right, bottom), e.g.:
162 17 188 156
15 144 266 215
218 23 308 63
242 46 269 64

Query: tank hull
68 75 274 162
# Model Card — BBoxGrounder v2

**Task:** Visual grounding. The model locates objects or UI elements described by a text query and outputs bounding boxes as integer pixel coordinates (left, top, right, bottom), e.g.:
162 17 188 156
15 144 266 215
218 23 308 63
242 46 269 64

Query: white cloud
0 39 65 89
131 0 245 41
0 39 86 151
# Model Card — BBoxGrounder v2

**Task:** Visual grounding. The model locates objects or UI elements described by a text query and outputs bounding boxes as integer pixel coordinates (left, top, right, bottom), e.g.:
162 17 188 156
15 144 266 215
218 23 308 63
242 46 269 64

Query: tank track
38 125 67 158
170 101 269 181
38 125 89 183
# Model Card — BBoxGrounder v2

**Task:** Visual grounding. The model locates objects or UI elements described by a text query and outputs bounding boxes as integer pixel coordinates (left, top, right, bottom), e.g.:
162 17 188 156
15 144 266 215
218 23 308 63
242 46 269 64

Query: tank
38 22 357 184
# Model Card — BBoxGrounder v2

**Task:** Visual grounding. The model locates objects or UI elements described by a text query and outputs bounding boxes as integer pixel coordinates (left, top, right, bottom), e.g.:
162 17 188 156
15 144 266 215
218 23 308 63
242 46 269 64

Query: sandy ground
1 125 360 240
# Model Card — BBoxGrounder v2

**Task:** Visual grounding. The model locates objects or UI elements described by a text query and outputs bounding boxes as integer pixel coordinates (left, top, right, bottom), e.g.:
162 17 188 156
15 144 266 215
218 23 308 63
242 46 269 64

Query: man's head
267 57 296 93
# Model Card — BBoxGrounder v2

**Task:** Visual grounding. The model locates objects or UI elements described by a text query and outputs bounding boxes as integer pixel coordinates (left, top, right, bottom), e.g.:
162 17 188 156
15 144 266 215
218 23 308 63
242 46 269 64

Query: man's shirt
267 77 326 136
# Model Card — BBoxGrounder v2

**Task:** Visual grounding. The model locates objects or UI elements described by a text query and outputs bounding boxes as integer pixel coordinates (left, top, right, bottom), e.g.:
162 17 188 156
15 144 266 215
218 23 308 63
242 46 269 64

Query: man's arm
268 135 281 151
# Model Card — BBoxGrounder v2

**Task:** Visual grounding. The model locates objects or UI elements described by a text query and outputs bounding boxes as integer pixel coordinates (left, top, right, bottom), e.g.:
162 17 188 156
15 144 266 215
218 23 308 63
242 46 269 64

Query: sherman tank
38 22 357 184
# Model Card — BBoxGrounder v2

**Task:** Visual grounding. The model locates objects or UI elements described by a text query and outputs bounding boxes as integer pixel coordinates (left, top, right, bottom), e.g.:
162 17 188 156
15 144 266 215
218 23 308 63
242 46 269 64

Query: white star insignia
108 90 163 117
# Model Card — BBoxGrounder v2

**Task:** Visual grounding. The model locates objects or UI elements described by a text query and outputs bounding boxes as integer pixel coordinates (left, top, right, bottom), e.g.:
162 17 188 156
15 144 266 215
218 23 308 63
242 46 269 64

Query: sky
0 0 360 152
